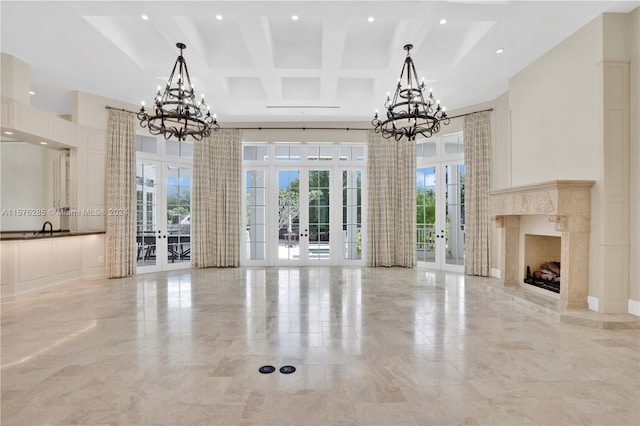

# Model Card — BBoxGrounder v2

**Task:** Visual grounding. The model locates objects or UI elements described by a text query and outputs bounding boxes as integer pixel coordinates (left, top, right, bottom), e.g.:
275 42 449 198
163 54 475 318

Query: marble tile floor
1 267 639 425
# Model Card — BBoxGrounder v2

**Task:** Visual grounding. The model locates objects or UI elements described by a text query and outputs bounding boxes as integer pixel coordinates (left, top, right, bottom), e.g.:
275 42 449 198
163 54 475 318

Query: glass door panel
307 170 330 260
445 163 465 266
278 169 300 261
165 165 191 267
342 170 362 260
246 169 267 261
136 162 158 269
416 166 436 265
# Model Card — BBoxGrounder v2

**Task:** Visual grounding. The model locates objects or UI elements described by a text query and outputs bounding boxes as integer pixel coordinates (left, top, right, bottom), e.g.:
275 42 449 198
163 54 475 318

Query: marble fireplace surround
489 180 595 310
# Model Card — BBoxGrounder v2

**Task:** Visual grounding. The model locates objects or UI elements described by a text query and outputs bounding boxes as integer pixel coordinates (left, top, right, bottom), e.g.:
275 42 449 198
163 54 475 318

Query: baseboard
588 296 599 312
490 268 500 279
629 299 640 317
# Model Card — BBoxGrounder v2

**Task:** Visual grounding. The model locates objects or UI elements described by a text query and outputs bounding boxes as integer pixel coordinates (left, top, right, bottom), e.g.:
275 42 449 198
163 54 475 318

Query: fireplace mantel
489 180 595 217
488 180 595 310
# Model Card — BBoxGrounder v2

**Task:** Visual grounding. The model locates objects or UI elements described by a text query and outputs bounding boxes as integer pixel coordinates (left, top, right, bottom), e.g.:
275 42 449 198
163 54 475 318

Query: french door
276 168 333 264
243 143 365 266
416 160 465 271
136 160 192 273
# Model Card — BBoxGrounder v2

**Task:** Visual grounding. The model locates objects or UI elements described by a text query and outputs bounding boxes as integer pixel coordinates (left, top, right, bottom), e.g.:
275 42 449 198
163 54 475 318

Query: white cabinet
1 233 105 298
52 149 70 210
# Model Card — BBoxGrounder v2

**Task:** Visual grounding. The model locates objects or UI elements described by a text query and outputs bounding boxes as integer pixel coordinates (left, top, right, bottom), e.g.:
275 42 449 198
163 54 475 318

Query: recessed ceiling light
40 141 47 145
368 17 374 23
29 91 35 95
291 15 299 21
496 48 505 54
141 14 149 20
4 131 13 135
216 14 223 20
440 18 447 25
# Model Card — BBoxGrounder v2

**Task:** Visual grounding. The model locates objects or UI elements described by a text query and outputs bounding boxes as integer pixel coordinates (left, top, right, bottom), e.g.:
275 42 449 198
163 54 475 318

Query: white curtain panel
366 130 417 267
192 129 241 267
105 110 136 278
463 111 492 276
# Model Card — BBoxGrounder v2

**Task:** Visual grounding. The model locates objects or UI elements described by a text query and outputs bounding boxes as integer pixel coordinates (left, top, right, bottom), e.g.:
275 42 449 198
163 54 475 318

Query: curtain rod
104 105 493 130
105 105 138 114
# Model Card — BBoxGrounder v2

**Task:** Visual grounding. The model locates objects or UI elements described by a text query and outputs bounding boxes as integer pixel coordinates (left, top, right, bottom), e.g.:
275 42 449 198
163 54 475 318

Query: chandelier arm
181 58 195 100
407 61 416 93
164 57 180 105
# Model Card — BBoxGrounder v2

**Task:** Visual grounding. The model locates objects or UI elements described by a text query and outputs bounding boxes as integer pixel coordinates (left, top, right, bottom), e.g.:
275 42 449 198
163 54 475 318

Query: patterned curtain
463 111 492 276
192 129 242 267
105 110 136 278
367 130 416 267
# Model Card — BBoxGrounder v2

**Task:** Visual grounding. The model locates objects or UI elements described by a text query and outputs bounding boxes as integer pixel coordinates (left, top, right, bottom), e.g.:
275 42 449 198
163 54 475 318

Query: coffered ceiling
1 1 637 123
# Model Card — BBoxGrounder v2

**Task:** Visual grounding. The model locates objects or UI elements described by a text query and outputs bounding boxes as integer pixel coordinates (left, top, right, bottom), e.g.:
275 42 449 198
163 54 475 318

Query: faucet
41 221 53 233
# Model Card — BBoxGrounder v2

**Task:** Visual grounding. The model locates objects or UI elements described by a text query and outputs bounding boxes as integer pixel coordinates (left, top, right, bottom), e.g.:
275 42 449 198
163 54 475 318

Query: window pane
243 145 269 161
443 133 464 155
166 139 180 156
136 135 158 153
339 146 350 161
338 145 365 161
181 142 194 159
319 145 333 160
275 144 302 161
416 140 436 158
307 145 319 160
275 145 288 160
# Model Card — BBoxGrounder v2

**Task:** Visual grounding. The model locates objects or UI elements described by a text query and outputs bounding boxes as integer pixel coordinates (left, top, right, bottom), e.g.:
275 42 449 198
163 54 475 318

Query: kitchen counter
1 231 105 298
0 230 105 241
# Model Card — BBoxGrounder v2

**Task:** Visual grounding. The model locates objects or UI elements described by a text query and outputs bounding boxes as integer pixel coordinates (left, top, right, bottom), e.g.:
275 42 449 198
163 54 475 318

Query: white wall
509 16 602 186
504 9 639 313
627 8 640 307
0 53 30 105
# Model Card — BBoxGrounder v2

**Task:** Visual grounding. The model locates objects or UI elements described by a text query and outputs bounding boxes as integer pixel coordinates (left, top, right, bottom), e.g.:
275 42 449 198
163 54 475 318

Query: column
550 215 591 310
494 215 520 286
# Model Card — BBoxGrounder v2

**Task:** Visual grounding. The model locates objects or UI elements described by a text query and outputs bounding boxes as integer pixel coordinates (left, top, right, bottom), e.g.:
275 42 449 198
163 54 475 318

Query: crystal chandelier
372 44 449 141
137 42 219 141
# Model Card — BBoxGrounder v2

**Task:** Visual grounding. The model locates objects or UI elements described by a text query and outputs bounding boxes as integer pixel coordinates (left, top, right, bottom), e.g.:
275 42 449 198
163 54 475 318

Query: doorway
243 143 365 266
135 160 192 273
416 133 465 272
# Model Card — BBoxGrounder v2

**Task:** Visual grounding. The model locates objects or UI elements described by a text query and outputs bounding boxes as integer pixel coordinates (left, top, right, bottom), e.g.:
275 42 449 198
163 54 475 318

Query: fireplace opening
525 261 560 293
523 234 561 294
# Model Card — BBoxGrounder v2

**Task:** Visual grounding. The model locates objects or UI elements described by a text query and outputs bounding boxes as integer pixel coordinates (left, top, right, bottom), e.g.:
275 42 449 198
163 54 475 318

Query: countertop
0 230 105 241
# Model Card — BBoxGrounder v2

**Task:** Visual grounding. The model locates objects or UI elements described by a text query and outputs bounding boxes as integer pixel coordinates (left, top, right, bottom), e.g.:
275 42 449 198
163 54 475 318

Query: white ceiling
1 0 638 123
